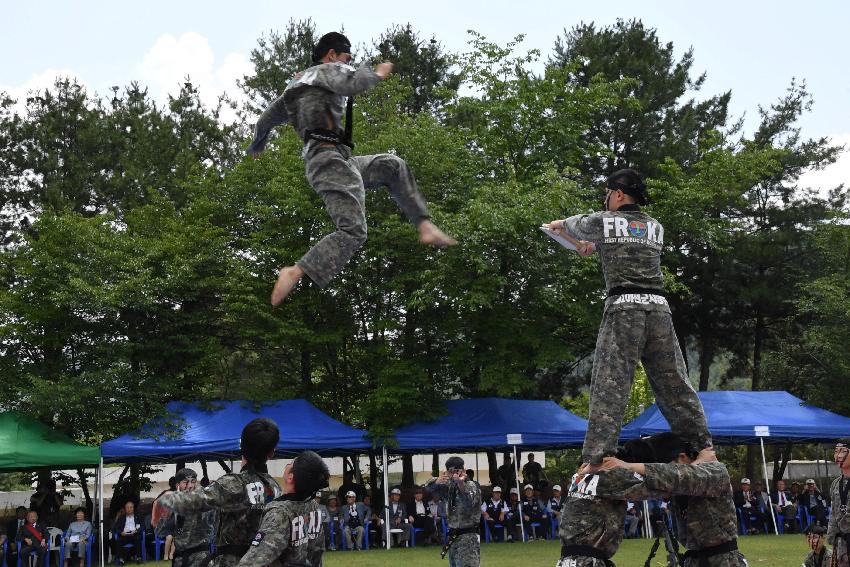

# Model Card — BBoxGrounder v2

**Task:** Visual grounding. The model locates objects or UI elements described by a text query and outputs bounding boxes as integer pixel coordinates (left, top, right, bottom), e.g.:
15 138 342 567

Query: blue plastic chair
15 541 48 567
522 520 546 541
111 530 146 565
483 519 507 542
59 531 95 567
409 525 426 547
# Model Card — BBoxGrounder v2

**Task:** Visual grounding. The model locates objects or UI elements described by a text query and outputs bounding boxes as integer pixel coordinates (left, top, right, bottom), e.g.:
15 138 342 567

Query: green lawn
144 534 810 566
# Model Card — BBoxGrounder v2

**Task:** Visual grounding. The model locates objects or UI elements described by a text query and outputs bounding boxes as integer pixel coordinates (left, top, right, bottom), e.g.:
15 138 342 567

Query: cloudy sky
2 0 847 191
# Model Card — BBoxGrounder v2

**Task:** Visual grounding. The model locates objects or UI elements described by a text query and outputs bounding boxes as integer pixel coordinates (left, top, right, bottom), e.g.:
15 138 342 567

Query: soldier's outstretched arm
157 475 247 516
425 476 449 498
310 63 383 97
237 506 290 567
247 94 290 156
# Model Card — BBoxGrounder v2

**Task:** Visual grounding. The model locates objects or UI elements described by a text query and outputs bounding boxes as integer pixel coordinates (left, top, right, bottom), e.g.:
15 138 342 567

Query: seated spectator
800 479 829 527
624 502 642 538
547 484 565 522
802 524 831 567
522 454 545 488
481 487 509 541
342 491 367 550
520 484 548 540
64 507 93 567
325 495 342 551
111 501 143 564
6 506 27 566
16 510 47 567
733 477 766 534
388 488 410 547
408 487 435 545
504 488 521 542
427 492 446 544
771 479 799 533
363 494 384 548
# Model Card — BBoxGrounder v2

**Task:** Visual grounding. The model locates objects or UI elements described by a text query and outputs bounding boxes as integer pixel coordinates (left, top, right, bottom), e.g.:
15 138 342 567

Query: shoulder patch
251 531 264 546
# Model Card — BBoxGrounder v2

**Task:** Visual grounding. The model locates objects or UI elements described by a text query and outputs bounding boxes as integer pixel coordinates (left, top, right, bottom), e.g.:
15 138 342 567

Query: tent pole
643 500 651 539
475 452 479 482
99 458 105 567
760 438 779 536
513 445 525 541
382 446 391 550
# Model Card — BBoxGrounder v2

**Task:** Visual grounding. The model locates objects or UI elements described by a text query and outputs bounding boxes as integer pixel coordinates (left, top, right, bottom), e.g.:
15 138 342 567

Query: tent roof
391 398 587 452
101 400 371 463
0 412 100 471
620 390 850 444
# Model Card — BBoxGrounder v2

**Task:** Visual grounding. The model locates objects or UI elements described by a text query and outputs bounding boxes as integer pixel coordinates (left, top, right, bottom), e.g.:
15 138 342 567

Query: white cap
345 491 356 497
492 486 502 492
806 479 816 484
509 487 519 495
552 485 562 492
523 484 534 491
315 491 322 497
391 488 401 495
740 478 751 484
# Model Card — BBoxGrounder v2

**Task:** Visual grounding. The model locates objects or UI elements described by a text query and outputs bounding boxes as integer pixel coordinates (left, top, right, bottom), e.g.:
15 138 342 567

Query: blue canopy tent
377 397 587 546
102 399 371 463
620 390 850 535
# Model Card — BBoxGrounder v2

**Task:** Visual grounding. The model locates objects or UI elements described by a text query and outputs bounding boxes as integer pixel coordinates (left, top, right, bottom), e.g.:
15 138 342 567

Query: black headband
607 180 649 205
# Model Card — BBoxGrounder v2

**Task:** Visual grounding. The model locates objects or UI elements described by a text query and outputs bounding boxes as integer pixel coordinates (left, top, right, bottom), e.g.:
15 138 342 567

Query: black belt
561 544 615 567
304 128 353 149
607 286 666 298
682 540 738 566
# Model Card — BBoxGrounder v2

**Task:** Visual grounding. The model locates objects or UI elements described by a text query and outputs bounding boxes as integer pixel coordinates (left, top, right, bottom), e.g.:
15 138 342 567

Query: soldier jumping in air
238 451 330 567
426 456 482 567
155 419 283 567
544 168 712 468
247 32 456 305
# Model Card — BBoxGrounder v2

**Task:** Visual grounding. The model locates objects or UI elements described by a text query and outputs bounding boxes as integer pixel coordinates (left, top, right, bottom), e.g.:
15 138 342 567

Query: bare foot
418 220 457 248
271 265 305 306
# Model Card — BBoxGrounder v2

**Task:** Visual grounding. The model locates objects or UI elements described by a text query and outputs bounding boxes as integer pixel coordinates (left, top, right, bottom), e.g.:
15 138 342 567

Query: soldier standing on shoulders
155 419 283 567
545 168 712 469
828 438 850 567
426 457 481 567
237 451 330 567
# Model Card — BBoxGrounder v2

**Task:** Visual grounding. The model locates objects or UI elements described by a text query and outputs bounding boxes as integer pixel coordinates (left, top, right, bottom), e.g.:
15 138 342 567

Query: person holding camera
342 491 367 550
426 456 481 567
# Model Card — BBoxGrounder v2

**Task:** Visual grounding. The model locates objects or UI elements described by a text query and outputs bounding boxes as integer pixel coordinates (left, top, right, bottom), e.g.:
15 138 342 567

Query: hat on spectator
328 494 338 500
552 484 562 492
492 486 502 492
510 487 519 495
806 479 816 484
345 490 356 497
740 478 751 484
315 491 322 497
523 484 534 491
391 488 401 495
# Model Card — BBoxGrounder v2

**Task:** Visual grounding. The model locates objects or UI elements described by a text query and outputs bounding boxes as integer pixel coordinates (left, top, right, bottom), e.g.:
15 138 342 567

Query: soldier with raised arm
155 419 282 567
426 456 481 567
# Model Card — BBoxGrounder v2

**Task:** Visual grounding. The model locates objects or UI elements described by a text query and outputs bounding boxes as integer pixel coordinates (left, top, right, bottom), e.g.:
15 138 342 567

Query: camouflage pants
555 558 612 567
835 535 850 567
172 549 209 567
582 307 712 465
298 144 431 288
682 551 749 567
448 533 480 567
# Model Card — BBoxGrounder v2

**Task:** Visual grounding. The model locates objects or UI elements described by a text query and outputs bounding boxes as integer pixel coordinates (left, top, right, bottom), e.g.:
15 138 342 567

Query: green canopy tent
0 411 102 564
0 411 100 471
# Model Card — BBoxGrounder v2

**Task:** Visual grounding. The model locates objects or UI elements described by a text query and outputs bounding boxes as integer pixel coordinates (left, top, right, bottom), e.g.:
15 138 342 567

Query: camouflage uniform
248 62 432 289
559 462 747 567
236 496 324 567
426 477 481 567
156 506 216 567
827 476 850 567
801 548 831 567
158 467 282 567
562 205 711 465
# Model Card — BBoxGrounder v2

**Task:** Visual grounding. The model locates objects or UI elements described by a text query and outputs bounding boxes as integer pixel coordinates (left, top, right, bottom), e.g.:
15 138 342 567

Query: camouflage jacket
801 548 832 567
561 462 738 558
156 498 216 554
828 475 850 545
158 466 282 564
237 497 324 567
425 477 481 530
563 205 668 313
247 62 382 154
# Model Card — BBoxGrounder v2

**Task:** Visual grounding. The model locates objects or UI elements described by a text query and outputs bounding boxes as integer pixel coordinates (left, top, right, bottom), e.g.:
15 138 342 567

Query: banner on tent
507 434 523 445
755 426 770 437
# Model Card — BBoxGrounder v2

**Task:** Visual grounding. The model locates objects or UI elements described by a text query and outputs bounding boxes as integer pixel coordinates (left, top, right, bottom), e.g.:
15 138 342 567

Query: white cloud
798 133 850 198
138 32 253 121
0 68 88 115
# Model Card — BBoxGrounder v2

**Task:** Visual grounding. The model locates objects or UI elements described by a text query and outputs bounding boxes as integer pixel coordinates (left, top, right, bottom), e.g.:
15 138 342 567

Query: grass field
145 534 809 566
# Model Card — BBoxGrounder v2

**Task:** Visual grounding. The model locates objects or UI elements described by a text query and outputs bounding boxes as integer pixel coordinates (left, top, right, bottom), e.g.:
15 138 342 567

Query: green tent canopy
0 411 100 471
